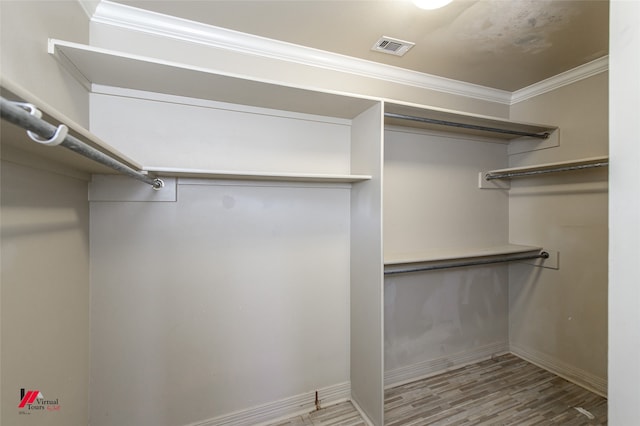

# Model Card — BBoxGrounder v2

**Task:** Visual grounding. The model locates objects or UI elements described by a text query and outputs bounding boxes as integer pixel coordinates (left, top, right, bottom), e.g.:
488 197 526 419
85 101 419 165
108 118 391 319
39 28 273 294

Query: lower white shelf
384 244 551 274
144 167 372 183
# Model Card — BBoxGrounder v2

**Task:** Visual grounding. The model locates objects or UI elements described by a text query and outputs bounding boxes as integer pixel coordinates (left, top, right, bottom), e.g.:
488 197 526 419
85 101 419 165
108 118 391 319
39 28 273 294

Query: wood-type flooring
271 353 607 425
270 400 365 426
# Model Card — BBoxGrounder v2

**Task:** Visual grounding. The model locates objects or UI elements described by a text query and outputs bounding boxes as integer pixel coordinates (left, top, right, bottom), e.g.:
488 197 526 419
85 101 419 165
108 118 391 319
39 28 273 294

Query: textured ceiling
111 0 609 92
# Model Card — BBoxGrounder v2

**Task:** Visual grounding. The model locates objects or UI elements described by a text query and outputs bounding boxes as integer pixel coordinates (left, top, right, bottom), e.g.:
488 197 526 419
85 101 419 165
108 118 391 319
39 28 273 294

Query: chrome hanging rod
384 112 550 139
384 251 549 275
485 162 609 181
0 97 163 189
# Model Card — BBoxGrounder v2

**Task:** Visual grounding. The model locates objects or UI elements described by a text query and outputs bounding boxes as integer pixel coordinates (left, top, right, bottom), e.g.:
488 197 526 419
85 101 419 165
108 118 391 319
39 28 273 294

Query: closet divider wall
83 80 386 424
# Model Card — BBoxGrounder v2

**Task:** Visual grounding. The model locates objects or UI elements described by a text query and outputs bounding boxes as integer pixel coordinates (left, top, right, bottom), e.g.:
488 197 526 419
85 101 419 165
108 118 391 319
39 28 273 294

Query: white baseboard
184 343 605 425
187 381 351 426
384 341 509 389
510 345 607 397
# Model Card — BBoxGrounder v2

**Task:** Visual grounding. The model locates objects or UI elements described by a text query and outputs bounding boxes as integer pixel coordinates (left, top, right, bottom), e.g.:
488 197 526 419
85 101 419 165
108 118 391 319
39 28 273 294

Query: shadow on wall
384 265 509 370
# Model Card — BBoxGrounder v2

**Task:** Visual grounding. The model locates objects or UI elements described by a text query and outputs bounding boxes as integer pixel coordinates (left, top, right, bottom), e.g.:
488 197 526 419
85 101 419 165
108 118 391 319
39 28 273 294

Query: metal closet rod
0 97 163 189
384 112 550 139
384 251 549 275
485 162 609 181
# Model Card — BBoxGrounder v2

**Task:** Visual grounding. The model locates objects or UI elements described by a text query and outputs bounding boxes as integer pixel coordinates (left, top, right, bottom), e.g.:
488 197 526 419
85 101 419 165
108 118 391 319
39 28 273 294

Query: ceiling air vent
371 36 415 56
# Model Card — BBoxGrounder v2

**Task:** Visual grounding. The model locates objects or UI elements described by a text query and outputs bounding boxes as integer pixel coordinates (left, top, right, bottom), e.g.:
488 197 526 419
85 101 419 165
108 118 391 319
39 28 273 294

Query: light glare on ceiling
413 0 453 10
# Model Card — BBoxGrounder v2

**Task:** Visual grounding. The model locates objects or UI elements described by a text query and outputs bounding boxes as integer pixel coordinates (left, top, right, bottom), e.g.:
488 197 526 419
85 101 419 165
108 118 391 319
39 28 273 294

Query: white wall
89 180 351 426
609 1 640 423
383 129 510 256
0 0 90 126
0 2 91 425
1 161 90 426
508 73 609 395
89 90 352 173
88 92 356 425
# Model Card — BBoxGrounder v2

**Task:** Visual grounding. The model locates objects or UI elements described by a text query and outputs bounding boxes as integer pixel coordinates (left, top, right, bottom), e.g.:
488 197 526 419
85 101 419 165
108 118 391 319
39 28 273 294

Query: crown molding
77 0 100 20
91 1 608 107
91 0 512 105
510 56 609 104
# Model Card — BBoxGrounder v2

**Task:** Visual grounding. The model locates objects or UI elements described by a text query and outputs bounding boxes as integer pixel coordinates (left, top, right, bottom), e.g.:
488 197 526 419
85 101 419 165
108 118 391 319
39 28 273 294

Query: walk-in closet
1 1 638 426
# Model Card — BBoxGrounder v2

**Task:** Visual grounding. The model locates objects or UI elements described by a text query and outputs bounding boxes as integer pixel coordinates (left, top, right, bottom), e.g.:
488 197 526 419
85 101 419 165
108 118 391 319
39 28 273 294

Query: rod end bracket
152 178 165 190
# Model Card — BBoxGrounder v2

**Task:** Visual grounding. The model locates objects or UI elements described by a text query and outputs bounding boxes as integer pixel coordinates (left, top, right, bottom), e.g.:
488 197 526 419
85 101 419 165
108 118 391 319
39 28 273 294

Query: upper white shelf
49 39 558 142
144 167 371 184
385 102 557 141
48 39 378 120
49 39 560 143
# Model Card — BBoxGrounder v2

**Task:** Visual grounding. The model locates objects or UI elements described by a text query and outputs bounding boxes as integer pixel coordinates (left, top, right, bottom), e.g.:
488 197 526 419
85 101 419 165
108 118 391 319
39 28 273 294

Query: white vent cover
371 36 415 56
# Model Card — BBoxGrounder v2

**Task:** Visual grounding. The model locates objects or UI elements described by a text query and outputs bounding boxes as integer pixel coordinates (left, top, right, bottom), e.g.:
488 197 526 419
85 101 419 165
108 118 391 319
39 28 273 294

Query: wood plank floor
385 354 607 425
270 354 607 425
269 400 365 426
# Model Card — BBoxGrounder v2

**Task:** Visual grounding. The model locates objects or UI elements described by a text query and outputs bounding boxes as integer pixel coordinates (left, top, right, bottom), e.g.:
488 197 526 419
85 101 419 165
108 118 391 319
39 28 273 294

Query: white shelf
45 40 380 184
144 167 372 183
484 156 609 178
385 244 543 269
1 79 143 177
48 39 378 120
479 156 609 188
48 39 559 142
385 102 557 141
1 81 370 185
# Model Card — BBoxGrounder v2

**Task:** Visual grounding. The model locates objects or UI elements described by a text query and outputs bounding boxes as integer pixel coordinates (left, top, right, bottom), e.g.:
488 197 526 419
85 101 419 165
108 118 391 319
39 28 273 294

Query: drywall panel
350 103 384 425
385 266 509 379
0 1 90 126
90 91 351 173
0 4 90 424
509 72 609 166
508 173 608 393
384 129 509 257
508 73 609 394
609 1 640 421
89 181 351 426
1 160 89 426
